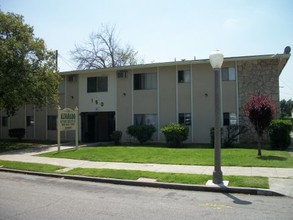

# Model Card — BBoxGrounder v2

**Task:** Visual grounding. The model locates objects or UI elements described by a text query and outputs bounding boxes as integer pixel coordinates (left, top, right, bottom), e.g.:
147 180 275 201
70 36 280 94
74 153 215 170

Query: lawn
0 160 64 173
40 146 293 168
65 168 269 189
0 160 269 189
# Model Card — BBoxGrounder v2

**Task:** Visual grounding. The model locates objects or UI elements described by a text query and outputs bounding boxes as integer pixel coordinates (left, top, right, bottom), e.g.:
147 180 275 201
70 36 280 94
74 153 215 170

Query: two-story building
0 48 290 144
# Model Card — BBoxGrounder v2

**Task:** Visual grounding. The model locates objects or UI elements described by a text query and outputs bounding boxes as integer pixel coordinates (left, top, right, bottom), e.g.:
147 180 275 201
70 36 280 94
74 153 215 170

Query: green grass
0 160 269 188
40 146 293 168
0 160 64 173
64 168 269 189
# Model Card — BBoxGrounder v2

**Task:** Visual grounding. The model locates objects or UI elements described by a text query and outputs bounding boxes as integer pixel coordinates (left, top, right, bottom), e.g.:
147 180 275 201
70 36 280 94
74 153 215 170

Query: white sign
59 108 77 131
57 106 79 153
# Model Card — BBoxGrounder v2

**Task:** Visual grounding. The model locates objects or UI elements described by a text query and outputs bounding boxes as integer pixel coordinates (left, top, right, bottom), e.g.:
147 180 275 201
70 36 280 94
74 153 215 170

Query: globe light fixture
209 50 224 69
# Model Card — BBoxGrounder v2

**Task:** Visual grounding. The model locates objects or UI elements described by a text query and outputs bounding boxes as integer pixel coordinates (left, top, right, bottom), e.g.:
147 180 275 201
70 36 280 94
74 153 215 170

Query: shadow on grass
257 156 287 161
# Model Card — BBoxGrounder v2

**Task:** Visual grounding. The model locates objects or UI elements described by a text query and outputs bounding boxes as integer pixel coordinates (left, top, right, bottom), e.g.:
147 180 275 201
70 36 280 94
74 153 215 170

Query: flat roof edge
60 53 290 75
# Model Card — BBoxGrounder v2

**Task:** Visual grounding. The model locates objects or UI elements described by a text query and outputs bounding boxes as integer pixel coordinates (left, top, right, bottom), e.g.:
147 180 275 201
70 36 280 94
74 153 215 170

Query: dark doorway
81 112 115 142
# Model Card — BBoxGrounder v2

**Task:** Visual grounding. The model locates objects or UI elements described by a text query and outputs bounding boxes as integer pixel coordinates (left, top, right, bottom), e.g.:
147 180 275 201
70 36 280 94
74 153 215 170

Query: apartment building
0 50 290 144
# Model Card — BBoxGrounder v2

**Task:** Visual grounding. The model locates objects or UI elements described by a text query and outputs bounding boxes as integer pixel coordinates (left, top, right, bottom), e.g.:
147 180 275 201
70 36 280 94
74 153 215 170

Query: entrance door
81 112 115 143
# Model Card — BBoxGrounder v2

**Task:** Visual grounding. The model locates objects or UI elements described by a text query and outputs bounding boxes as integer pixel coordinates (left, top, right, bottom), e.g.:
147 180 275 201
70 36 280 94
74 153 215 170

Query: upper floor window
178 70 190 83
58 80 65 94
134 73 157 90
87 76 108 93
222 67 236 81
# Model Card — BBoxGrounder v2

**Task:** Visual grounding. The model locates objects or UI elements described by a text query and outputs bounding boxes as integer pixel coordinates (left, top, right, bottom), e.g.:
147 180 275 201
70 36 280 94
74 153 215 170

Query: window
2 116 8 127
222 67 236 81
87 76 108 92
179 113 191 125
178 70 190 83
47 115 57 130
223 113 230 126
134 114 157 127
58 80 65 94
223 112 237 126
134 73 157 90
26 116 34 127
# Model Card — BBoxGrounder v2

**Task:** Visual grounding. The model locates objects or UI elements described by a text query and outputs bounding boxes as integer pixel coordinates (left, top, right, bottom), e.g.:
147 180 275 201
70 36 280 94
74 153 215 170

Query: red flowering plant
244 95 276 156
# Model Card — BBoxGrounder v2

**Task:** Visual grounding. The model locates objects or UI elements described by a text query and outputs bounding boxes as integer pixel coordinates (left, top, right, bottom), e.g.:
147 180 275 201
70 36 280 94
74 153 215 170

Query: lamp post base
213 170 223 184
206 180 229 187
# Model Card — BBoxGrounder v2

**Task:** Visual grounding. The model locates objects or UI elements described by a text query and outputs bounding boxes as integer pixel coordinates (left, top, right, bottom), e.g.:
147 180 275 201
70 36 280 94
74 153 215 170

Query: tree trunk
257 135 262 156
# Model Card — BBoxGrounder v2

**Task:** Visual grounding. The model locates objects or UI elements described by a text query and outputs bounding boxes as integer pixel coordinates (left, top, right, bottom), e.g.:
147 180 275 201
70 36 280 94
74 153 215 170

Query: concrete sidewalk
0 145 293 197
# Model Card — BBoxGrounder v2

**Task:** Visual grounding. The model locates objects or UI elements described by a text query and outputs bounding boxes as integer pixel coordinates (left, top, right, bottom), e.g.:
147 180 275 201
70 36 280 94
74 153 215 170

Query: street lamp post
209 50 224 184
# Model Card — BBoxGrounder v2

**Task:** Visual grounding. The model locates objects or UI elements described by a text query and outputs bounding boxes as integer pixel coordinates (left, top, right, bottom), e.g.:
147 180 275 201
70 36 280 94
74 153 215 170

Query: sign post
57 106 79 153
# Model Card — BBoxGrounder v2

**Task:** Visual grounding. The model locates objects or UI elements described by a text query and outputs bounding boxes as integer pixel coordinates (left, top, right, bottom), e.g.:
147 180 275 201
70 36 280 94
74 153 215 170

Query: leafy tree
244 95 276 156
0 11 60 116
280 99 293 118
71 25 139 69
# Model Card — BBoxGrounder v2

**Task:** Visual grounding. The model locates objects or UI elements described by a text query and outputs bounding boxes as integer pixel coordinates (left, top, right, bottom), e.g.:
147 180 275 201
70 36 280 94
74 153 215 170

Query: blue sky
1 0 293 100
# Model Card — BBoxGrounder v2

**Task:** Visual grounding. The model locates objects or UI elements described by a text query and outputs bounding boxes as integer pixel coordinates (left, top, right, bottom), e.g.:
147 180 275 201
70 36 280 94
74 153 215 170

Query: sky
1 0 293 100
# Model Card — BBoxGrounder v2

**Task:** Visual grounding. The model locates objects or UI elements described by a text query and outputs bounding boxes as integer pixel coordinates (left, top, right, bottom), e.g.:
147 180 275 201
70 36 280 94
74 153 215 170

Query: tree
244 95 276 156
71 25 139 69
0 11 60 116
280 99 293 118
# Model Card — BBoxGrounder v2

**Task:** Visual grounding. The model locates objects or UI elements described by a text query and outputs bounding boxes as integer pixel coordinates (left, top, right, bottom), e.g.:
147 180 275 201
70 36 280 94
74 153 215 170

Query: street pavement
1 171 292 220
0 145 292 197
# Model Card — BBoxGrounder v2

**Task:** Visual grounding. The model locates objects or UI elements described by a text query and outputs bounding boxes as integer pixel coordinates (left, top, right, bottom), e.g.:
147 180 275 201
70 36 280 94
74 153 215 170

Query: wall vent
68 75 77 82
117 70 127 78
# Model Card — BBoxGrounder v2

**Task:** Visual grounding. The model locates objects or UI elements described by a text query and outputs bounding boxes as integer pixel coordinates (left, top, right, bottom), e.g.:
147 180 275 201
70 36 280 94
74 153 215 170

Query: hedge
268 119 292 150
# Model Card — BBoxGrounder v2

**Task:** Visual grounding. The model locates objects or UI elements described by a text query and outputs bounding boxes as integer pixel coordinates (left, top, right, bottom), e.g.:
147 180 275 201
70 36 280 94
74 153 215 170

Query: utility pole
55 50 58 72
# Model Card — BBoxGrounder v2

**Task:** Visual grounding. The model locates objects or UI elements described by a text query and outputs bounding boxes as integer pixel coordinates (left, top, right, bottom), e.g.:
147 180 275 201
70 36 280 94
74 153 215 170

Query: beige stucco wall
158 66 177 140
192 63 215 143
78 70 116 113
116 71 132 141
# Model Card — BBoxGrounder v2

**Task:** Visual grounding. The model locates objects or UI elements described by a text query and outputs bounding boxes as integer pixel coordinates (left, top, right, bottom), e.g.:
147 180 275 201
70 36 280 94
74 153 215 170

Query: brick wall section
237 58 280 143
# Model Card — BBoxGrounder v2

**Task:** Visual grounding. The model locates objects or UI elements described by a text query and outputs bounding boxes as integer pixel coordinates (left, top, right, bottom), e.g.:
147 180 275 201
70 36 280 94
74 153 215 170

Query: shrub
223 125 247 148
269 119 292 150
9 128 25 140
110 130 122 145
161 123 189 147
127 125 156 144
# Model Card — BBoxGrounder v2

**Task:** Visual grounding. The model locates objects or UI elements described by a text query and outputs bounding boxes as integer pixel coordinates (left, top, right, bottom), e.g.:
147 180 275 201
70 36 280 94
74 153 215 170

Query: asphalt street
0 172 292 220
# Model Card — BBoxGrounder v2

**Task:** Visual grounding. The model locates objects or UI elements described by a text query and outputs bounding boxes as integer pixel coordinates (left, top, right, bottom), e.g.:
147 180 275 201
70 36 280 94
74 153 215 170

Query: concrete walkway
0 145 293 197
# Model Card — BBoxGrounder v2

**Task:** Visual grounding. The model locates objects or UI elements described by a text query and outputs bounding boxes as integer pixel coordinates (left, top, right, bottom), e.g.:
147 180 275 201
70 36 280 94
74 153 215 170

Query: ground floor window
26 116 34 127
223 112 237 126
47 115 57 130
179 113 191 125
134 114 157 127
1 116 8 127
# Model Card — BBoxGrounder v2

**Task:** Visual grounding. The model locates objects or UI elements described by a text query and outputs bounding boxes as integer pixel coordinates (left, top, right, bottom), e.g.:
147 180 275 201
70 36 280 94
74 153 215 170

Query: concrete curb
0 167 284 197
